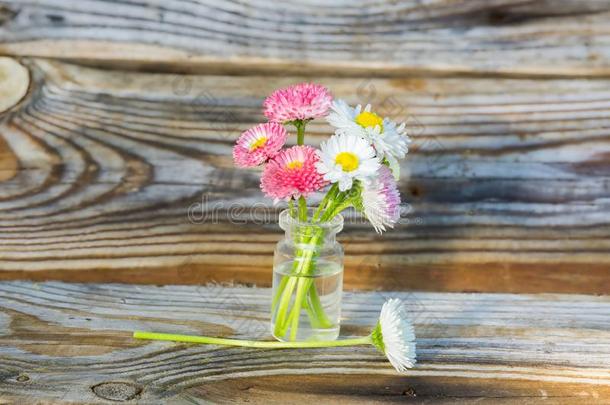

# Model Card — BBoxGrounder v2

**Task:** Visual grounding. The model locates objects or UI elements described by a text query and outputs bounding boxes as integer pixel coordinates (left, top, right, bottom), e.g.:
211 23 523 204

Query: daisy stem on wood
134 331 372 348
135 299 417 374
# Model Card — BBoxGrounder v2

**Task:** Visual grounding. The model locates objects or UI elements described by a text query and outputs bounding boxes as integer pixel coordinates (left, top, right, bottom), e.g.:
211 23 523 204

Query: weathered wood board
0 282 608 403
0 1 607 403
0 58 609 293
1 0 610 76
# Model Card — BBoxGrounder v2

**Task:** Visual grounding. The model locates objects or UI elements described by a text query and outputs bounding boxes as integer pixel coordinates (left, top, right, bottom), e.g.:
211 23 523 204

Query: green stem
273 231 322 337
319 193 345 222
319 189 356 223
295 120 306 145
303 298 319 327
298 196 307 222
307 283 333 327
274 276 299 336
313 184 338 222
134 331 372 348
273 274 326 332
289 277 309 340
271 276 289 313
328 200 353 219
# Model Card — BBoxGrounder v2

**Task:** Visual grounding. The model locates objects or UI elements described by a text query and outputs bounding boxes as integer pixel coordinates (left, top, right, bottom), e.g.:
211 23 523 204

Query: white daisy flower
327 99 411 177
316 133 380 191
371 298 417 372
361 166 401 234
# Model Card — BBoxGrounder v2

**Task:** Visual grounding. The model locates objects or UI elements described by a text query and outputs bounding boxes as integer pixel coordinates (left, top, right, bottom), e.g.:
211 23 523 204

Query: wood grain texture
0 57 28 114
1 0 610 76
0 58 610 293
0 281 608 404
0 58 28 183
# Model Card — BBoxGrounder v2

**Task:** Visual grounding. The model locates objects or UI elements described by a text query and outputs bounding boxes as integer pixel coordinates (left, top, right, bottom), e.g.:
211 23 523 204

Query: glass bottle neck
279 209 343 246
284 224 337 245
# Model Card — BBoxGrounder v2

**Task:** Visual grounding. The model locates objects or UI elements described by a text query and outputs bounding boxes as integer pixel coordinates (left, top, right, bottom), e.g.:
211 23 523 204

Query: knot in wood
402 387 416 397
16 374 29 382
91 381 142 402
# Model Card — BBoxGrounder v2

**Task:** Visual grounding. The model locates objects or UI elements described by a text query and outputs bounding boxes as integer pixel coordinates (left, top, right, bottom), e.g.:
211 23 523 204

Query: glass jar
271 209 344 342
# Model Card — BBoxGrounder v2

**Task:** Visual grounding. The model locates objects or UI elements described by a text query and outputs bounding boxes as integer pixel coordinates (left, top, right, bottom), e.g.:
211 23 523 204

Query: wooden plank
0 58 609 293
1 1 610 76
0 282 608 403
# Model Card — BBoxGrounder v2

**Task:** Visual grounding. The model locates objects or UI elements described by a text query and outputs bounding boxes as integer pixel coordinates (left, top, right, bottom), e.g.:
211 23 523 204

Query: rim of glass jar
278 208 344 234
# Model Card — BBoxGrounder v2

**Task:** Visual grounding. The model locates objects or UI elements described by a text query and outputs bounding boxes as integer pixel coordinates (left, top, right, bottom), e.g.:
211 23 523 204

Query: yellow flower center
249 137 267 151
286 160 303 170
335 152 359 172
355 111 383 131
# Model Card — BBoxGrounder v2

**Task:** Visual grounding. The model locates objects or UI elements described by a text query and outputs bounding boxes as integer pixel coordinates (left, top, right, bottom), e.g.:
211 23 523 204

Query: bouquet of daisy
233 83 410 342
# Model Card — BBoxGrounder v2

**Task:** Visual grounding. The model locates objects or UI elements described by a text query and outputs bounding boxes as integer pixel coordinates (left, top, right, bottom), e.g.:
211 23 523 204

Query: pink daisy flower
261 146 328 202
361 165 401 233
233 123 288 167
263 83 332 123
